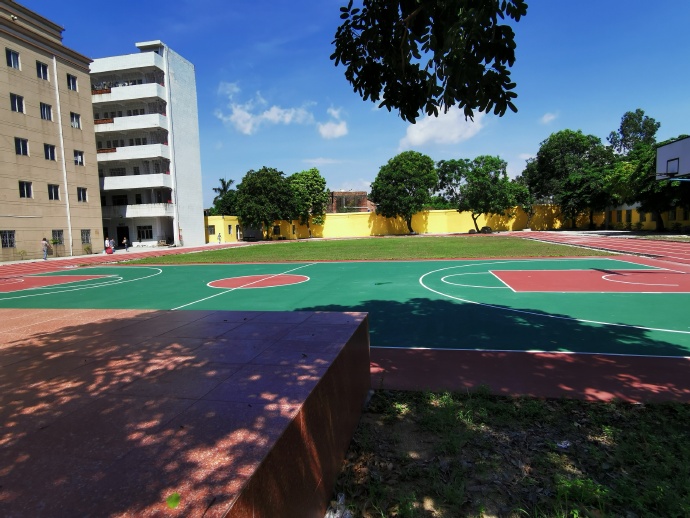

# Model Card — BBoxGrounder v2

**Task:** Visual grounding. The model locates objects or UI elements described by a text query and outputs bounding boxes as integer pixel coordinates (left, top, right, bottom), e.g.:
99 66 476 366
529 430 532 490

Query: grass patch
332 390 690 517
131 236 612 264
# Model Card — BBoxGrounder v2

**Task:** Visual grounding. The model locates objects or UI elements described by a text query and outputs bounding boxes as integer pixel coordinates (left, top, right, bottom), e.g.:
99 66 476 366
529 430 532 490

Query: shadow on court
297 297 690 356
296 297 690 402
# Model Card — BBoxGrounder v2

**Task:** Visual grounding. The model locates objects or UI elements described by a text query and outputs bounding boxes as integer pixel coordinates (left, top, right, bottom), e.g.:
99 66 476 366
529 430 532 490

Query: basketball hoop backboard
656 136 690 181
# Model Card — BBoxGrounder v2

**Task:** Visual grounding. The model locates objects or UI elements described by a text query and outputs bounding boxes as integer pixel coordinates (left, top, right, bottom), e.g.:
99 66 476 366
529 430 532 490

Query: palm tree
212 178 234 205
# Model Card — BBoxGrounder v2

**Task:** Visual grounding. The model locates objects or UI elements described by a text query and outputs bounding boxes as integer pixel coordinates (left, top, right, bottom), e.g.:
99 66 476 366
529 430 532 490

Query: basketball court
3 245 690 515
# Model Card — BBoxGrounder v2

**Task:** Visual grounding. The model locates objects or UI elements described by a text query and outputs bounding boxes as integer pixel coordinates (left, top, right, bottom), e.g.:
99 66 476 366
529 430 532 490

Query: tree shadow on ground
0 309 360 517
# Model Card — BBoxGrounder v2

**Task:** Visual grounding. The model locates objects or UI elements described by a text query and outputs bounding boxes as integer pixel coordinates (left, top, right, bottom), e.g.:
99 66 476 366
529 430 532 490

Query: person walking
217 233 221 244
104 236 110 254
41 237 50 260
122 236 129 252
109 237 116 253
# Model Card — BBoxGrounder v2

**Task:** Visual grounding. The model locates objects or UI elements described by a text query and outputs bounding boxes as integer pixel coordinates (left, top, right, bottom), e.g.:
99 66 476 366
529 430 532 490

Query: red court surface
0 275 107 293
370 348 690 402
493 268 690 293
517 231 690 265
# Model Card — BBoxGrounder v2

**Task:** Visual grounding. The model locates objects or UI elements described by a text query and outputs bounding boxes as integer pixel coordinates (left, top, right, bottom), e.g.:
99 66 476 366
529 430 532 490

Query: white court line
418 260 690 335
440 272 510 290
0 267 162 302
172 263 316 310
601 273 678 287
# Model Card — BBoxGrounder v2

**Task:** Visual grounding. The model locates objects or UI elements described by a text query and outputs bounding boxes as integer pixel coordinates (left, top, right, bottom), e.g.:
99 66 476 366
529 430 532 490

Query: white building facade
90 41 204 248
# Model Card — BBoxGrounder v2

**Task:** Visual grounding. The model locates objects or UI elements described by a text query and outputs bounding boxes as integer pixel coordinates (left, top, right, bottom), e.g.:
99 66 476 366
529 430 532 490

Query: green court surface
3 257 690 357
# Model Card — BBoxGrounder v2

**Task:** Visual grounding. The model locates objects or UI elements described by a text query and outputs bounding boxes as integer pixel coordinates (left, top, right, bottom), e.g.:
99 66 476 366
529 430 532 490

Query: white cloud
215 82 314 135
318 120 348 139
317 106 348 139
399 109 485 149
540 112 558 124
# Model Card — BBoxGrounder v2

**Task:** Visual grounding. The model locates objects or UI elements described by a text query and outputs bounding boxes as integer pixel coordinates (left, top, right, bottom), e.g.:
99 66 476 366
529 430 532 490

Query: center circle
208 274 309 289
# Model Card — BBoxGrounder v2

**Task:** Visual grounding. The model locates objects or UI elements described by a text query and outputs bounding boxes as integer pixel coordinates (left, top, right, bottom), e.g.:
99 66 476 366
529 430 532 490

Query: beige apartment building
0 1 102 261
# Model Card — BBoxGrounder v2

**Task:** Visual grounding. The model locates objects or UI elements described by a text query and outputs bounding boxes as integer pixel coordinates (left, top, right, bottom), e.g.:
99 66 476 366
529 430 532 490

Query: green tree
613 139 690 232
438 155 520 232
235 167 295 239
369 151 437 233
212 178 234 204
607 109 660 155
524 130 614 228
512 173 536 228
331 0 527 123
288 168 330 237
209 178 238 216
606 110 688 232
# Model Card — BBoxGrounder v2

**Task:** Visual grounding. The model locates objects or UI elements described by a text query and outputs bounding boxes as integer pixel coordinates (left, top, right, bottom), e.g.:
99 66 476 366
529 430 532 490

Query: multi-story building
90 41 204 248
0 1 102 260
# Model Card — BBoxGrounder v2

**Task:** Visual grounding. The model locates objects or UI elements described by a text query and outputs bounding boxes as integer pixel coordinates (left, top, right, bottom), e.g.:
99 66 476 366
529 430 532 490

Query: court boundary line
419 259 690 335
172 263 316 310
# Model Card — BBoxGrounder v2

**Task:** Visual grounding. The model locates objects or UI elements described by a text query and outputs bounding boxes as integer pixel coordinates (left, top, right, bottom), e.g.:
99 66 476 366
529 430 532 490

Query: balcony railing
94 118 114 125
97 148 117 154
91 88 111 95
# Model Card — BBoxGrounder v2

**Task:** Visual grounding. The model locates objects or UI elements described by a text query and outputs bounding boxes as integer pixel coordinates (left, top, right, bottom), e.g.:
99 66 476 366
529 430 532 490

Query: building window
74 150 84 166
77 187 87 202
70 112 81 129
135 193 142 204
51 229 64 245
137 225 153 240
36 61 48 80
14 137 28 156
67 74 78 91
208 225 216 235
109 167 125 176
669 209 677 221
18 181 32 198
133 166 140 175
228 225 232 234
639 211 646 222
616 210 622 223
0 230 15 248
81 229 91 244
10 93 24 113
112 195 128 206
48 184 60 201
40 102 52 120
625 210 632 223
684 208 690 221
5 48 19 69
44 144 56 160
0 230 16 248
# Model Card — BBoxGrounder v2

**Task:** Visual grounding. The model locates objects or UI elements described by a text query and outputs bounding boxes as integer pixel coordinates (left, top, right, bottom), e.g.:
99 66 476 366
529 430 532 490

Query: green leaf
166 492 181 509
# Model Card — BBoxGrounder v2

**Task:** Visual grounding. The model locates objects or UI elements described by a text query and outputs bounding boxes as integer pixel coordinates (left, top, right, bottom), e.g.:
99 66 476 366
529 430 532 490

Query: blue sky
23 1 690 207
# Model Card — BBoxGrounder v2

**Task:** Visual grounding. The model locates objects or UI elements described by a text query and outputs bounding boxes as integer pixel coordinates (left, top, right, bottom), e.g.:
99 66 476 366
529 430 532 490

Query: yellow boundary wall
205 206 689 243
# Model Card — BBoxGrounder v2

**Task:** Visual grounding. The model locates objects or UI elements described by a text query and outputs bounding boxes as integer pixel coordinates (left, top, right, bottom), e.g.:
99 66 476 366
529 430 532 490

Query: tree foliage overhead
369 150 437 233
288 168 330 234
331 0 527 123
235 167 295 238
438 155 523 231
